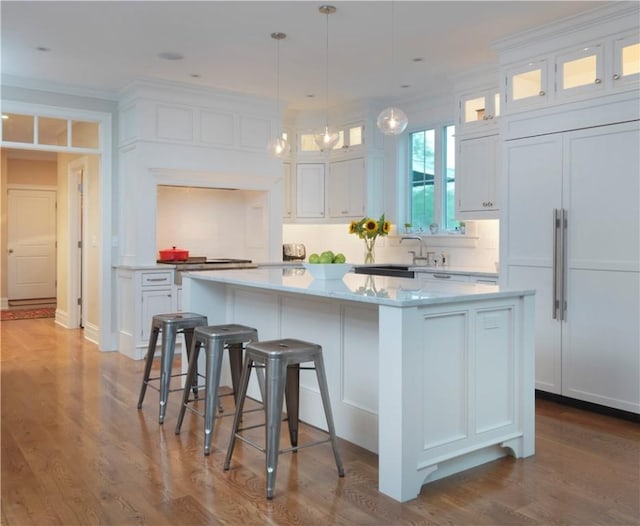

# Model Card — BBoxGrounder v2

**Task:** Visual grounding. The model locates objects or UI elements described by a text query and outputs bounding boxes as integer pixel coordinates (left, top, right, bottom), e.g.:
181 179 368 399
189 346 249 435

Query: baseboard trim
535 390 640 423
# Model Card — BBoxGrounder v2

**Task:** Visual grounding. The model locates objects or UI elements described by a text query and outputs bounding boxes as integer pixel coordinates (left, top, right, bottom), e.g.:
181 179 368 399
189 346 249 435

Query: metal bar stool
175 324 263 455
137 312 208 424
223 338 345 499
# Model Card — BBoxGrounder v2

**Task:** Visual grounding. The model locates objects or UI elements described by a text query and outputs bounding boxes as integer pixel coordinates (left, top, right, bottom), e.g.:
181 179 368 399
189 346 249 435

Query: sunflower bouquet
349 214 391 263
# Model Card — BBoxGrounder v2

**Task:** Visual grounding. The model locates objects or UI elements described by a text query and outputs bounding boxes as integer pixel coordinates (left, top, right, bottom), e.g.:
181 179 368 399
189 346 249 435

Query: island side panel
377 295 535 503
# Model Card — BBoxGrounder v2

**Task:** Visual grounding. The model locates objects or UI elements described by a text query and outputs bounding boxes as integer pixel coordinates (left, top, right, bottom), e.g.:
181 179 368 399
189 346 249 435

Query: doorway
7 187 57 301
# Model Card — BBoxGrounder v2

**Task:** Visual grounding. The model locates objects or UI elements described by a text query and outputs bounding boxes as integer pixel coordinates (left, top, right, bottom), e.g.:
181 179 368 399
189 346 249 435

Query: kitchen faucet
400 236 430 266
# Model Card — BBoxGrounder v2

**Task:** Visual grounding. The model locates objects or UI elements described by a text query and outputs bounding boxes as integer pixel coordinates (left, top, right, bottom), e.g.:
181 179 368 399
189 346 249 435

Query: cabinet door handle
539 90 546 96
594 78 602 84
612 73 620 80
433 274 451 279
146 277 168 282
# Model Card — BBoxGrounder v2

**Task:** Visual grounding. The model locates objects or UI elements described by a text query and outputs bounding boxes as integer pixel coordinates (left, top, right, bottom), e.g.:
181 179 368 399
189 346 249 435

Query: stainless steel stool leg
223 355 253 471
137 326 159 409
158 325 177 424
285 364 300 448
314 353 345 477
175 336 201 434
265 356 287 500
203 339 225 455
183 328 199 399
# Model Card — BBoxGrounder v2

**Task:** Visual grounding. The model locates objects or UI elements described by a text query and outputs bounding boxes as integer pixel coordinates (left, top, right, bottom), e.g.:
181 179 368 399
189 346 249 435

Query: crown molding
1 74 118 101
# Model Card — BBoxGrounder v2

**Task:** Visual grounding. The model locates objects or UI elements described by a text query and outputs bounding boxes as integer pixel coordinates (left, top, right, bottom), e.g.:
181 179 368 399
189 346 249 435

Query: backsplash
283 220 499 271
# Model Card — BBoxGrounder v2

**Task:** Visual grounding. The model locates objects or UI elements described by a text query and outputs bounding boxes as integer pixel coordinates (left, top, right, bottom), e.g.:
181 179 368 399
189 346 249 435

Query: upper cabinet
282 162 292 219
458 89 501 133
555 44 604 100
298 123 365 155
455 79 502 219
501 26 639 113
613 32 640 89
327 158 365 218
456 134 500 220
504 59 549 109
296 163 325 219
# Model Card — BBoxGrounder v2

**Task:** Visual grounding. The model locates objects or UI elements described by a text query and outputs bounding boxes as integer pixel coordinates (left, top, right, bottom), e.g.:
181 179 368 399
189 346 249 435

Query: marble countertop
184 267 530 307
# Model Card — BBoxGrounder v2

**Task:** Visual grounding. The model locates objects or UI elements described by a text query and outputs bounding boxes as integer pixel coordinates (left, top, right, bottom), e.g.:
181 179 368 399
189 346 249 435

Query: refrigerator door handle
553 208 562 320
560 208 567 320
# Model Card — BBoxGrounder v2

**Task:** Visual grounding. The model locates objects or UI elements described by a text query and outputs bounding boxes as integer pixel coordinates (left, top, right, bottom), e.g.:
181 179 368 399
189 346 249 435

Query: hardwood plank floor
2 318 639 526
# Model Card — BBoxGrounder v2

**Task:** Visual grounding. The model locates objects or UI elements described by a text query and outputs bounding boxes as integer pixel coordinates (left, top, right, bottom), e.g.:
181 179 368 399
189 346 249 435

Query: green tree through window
409 125 457 232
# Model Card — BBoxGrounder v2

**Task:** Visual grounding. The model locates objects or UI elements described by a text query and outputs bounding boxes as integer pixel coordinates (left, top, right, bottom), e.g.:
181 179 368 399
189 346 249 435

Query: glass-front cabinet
613 33 640 88
504 59 548 109
556 44 604 99
459 90 500 131
502 30 639 113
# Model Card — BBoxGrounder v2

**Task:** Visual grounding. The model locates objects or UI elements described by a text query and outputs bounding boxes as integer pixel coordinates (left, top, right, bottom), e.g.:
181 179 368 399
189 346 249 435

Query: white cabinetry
282 162 292 219
416 272 469 283
327 157 365 218
503 120 639 413
612 32 640 89
456 134 500 219
455 77 501 220
500 18 639 113
116 267 176 360
296 163 325 218
458 89 500 133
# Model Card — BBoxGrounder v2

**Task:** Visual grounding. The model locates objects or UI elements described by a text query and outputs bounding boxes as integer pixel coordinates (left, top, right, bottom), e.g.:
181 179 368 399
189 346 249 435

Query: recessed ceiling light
401 84 411 89
190 73 201 78
306 94 315 98
36 46 51 52
158 52 184 61
412 57 424 62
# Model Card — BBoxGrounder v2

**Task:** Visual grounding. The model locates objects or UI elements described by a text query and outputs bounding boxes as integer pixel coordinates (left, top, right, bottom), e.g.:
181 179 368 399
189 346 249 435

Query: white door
561 121 640 412
503 134 563 393
296 164 325 218
7 188 57 300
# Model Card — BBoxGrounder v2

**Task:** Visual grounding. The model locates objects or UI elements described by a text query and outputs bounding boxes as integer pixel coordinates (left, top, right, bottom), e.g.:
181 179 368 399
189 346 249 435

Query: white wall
156 186 267 261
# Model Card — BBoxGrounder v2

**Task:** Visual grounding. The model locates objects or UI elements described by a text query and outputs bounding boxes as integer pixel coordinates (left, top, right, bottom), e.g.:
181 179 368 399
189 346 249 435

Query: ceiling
1 1 613 112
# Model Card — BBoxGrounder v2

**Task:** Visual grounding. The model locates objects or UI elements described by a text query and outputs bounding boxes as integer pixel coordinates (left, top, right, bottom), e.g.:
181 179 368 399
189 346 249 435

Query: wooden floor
2 319 639 526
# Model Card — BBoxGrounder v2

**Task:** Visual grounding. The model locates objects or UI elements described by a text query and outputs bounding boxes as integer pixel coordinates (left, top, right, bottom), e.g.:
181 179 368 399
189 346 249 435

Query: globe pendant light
314 5 340 151
267 32 291 158
377 1 408 136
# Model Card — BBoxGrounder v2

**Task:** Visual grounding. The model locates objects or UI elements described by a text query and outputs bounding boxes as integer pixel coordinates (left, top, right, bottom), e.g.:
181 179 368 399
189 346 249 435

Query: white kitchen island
182 267 535 502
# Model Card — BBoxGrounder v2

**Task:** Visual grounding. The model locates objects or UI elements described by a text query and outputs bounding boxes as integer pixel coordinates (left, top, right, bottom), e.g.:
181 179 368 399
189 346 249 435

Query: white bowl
303 263 353 280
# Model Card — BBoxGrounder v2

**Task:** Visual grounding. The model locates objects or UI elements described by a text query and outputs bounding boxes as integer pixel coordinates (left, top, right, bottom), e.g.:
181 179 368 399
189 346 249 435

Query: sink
354 265 415 278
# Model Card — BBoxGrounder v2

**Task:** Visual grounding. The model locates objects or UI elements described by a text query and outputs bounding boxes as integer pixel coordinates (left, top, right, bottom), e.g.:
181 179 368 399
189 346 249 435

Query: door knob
8 249 13 254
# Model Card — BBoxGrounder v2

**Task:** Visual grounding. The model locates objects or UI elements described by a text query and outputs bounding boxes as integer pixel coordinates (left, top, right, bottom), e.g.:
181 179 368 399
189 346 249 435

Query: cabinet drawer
141 272 173 286
417 272 470 283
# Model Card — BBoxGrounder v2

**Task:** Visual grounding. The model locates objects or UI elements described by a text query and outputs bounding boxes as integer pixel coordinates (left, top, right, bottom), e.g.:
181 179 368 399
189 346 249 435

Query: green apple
332 253 346 264
319 253 333 264
308 253 320 264
321 250 335 261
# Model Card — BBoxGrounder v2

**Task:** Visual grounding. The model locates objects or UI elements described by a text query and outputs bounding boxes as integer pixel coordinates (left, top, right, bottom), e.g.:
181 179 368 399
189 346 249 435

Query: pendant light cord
324 8 330 128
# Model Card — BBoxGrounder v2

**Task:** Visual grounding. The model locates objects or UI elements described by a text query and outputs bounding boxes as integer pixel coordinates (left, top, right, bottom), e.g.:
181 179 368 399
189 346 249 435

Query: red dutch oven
158 246 189 261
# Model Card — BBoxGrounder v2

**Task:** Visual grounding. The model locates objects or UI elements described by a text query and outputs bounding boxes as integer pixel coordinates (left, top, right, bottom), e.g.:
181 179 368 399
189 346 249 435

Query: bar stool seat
137 312 208 424
224 338 344 499
175 324 261 456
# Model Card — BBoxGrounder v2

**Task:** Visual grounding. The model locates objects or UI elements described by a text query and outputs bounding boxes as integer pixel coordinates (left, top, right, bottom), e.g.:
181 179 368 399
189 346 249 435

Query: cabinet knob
613 73 620 80
538 90 546 96
594 78 602 84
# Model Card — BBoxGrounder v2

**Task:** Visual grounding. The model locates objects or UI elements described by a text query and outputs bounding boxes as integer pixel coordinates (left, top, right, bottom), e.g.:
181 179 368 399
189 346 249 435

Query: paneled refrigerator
503 120 639 414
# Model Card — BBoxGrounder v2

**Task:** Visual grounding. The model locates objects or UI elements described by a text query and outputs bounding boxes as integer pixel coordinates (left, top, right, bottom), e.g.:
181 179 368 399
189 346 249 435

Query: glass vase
364 237 376 264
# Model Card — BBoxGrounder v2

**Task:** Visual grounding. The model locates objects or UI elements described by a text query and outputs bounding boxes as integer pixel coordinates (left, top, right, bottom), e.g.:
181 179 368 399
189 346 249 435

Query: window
409 124 457 232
